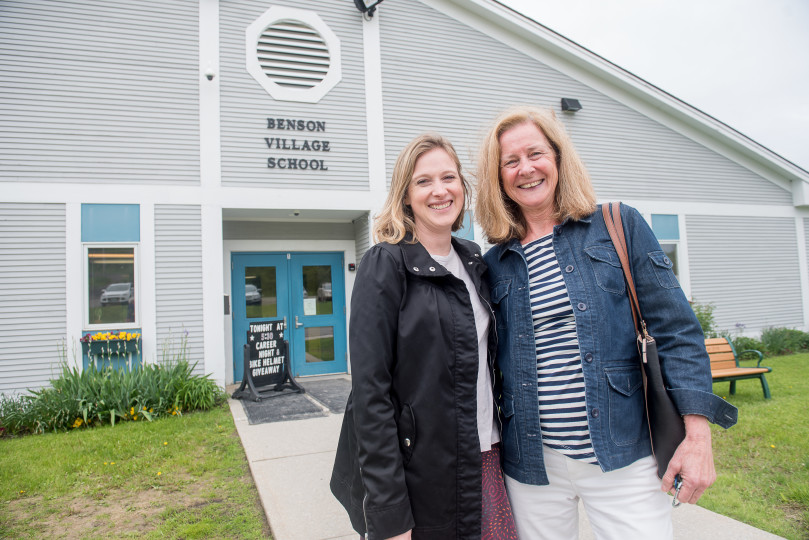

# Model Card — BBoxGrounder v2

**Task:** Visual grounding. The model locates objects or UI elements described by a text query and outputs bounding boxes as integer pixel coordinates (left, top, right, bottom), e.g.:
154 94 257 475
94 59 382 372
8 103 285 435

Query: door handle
295 315 304 328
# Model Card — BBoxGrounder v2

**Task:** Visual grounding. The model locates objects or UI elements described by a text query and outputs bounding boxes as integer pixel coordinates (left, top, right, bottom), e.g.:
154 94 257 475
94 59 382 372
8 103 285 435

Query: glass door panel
290 254 346 376
245 266 277 318
232 253 288 383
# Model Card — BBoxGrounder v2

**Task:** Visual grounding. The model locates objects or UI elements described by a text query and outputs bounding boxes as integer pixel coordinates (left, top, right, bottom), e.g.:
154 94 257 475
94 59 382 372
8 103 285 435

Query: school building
2 0 808 394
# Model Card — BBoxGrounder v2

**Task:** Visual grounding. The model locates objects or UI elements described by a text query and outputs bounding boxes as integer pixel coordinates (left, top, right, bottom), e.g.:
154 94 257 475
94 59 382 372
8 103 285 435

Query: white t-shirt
431 246 500 451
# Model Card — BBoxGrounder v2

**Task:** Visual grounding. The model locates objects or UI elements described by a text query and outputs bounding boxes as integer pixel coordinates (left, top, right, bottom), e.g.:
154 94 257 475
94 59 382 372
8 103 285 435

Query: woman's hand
661 414 716 504
386 530 412 540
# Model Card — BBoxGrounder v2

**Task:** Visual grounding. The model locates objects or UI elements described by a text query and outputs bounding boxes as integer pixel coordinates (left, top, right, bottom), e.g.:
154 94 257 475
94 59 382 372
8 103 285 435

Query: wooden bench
706 337 772 399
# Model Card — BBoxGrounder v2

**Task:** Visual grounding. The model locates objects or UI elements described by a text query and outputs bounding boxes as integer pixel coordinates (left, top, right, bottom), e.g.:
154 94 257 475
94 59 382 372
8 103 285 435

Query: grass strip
0 403 270 539
702 353 809 539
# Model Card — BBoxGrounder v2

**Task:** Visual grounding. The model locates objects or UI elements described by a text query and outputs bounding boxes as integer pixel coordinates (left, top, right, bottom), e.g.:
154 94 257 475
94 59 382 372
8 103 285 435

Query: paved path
228 394 784 540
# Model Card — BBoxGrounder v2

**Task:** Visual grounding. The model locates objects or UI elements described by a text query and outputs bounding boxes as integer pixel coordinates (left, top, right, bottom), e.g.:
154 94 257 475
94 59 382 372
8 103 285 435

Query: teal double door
231 252 347 382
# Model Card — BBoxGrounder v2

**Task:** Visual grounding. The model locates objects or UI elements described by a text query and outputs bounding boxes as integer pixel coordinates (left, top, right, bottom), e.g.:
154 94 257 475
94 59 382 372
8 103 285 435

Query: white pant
505 446 672 540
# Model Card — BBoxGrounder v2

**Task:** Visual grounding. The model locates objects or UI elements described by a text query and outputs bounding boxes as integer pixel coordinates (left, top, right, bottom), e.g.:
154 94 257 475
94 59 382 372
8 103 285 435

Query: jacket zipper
478 289 504 438
360 466 370 539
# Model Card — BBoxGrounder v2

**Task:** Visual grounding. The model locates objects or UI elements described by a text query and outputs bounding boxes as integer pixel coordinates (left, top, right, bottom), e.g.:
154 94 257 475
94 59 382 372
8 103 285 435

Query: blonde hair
475 106 596 244
374 133 470 245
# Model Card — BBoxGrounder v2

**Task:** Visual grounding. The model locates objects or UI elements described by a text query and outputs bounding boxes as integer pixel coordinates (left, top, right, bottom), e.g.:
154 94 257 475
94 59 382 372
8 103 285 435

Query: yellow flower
19 490 25 494
163 441 168 446
130 407 135 416
110 462 115 465
157 471 162 476
770 444 776 448
104 462 108 465
72 418 83 428
133 415 138 421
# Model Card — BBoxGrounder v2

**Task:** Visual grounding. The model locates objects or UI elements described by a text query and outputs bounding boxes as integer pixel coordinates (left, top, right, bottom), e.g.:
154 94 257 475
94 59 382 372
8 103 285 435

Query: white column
362 10 388 212
139 203 157 364
65 203 82 369
202 205 226 386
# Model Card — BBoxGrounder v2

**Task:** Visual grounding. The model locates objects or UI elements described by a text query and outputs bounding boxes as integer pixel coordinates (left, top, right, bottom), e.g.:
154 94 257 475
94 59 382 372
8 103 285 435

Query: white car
100 283 133 304
245 284 262 305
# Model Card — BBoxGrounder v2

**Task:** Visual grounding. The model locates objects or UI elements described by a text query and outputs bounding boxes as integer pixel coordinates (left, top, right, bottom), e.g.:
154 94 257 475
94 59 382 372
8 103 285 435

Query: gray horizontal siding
219 1 369 189
0 203 66 395
353 213 371 264
0 0 200 185
687 215 803 333
224 220 355 241
379 0 790 205
154 205 204 374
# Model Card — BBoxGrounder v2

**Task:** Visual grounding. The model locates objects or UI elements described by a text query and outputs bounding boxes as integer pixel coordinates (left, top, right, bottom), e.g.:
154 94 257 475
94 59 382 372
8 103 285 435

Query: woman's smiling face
499 121 559 218
405 147 464 239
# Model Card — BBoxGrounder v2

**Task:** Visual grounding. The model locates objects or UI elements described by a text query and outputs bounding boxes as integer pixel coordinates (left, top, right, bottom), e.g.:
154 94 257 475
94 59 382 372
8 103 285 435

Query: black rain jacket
330 236 497 539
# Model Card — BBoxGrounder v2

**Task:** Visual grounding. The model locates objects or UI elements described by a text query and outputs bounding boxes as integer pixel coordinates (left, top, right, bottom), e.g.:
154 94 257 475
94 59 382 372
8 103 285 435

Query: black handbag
602 202 686 478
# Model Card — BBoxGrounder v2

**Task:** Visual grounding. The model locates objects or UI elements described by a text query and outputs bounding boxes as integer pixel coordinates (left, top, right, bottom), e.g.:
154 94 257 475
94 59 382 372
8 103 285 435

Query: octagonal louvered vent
246 7 342 103
258 20 329 89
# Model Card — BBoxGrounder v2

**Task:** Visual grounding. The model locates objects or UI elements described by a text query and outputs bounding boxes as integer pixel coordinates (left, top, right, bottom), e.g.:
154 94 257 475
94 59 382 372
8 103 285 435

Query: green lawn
0 404 270 539
701 353 809 539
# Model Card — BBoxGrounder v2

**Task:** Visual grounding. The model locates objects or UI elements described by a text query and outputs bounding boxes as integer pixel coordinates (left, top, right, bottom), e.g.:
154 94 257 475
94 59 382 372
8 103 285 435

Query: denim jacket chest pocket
648 250 679 289
584 245 625 295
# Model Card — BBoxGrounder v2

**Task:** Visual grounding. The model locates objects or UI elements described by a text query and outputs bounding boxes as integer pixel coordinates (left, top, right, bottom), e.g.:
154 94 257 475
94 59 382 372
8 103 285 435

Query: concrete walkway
228 391 784 540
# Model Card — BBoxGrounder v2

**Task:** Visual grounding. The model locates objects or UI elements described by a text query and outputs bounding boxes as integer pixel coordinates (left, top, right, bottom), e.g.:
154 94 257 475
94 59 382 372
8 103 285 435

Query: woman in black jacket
330 134 516 539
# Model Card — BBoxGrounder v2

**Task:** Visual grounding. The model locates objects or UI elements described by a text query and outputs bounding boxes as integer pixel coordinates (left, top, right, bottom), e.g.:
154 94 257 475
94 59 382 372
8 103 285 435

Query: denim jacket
484 203 738 485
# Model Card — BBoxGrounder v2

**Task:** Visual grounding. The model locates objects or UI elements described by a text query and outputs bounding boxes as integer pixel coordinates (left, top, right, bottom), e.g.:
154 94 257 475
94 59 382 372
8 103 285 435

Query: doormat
238 377 351 425
303 378 351 414
241 392 326 425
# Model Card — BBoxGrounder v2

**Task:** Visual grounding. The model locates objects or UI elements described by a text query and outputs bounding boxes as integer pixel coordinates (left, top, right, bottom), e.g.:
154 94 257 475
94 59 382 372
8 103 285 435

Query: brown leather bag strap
601 202 647 338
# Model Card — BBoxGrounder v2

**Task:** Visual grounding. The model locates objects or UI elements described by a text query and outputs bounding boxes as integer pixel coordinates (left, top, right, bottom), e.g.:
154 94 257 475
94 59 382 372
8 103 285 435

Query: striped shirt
524 234 597 464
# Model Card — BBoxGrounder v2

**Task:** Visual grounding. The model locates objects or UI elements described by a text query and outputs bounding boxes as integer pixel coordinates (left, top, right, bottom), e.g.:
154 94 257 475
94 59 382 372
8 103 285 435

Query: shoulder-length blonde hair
374 133 471 245
475 106 596 244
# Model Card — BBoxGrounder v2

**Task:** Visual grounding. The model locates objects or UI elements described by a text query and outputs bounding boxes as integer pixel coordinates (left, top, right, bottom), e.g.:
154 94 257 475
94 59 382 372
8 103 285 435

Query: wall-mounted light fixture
561 98 582 112
354 0 385 19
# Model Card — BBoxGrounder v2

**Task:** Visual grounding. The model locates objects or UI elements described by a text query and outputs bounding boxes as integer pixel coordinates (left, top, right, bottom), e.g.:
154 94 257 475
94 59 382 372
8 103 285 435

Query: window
651 214 680 280
246 6 342 103
85 245 139 328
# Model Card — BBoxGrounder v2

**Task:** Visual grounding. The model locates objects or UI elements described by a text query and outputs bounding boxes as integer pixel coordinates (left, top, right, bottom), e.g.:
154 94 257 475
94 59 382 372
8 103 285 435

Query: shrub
760 327 809 357
691 300 717 338
732 336 767 356
0 338 226 437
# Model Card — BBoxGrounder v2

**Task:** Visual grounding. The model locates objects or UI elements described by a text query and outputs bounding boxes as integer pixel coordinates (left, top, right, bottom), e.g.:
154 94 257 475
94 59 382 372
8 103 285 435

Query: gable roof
429 0 809 203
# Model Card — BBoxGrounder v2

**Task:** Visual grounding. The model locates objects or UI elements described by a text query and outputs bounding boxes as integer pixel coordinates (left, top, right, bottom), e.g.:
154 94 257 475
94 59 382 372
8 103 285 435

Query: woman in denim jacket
475 106 737 539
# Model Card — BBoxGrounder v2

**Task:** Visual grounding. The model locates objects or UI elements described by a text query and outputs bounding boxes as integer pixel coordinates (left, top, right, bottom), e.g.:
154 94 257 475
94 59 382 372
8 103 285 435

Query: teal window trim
82 204 140 242
652 214 679 241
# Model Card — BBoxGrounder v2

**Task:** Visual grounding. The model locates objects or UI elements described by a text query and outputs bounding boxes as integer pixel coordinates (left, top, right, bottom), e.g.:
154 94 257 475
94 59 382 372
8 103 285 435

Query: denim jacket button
565 265 574 273
577 302 587 311
584 352 593 363
591 408 600 418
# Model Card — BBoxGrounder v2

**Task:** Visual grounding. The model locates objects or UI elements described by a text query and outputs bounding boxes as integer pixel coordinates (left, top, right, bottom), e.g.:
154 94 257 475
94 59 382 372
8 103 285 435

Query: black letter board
231 319 304 401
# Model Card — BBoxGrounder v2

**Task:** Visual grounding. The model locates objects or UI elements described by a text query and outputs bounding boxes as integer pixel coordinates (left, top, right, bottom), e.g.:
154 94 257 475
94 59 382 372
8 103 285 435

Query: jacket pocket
584 246 626 295
491 280 511 328
397 403 416 465
500 392 520 464
605 368 646 447
648 250 679 289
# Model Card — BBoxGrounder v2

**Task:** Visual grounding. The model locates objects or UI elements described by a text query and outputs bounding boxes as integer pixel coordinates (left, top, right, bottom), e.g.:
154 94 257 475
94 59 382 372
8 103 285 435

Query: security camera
293 210 301 216
204 67 215 81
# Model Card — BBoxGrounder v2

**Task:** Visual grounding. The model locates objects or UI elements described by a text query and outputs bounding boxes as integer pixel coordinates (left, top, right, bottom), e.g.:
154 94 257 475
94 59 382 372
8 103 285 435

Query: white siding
0 203 66 394
0 0 200 185
154 205 204 374
687 214 803 333
378 1 791 205
219 0 369 189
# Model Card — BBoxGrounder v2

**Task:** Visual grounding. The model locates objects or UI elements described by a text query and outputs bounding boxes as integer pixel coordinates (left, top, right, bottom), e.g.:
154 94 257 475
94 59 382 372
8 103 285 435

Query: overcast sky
498 0 809 172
